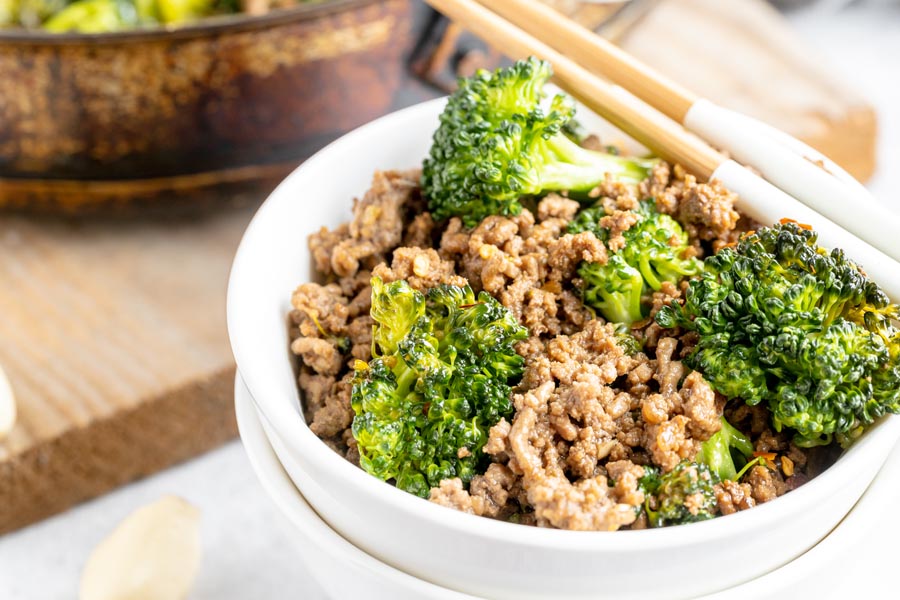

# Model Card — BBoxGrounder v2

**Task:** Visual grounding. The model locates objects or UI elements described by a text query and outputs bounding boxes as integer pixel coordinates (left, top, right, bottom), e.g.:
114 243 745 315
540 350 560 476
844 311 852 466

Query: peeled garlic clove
80 496 202 600
0 364 15 440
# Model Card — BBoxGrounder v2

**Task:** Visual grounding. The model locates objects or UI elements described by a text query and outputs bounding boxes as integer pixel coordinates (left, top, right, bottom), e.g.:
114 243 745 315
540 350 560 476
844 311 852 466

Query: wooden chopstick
424 0 723 179
477 0 697 123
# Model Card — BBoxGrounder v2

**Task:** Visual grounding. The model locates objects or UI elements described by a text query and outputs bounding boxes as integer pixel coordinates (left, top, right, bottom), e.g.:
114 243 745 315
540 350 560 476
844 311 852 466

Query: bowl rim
227 95 900 553
242 369 900 599
235 372 480 600
0 0 382 45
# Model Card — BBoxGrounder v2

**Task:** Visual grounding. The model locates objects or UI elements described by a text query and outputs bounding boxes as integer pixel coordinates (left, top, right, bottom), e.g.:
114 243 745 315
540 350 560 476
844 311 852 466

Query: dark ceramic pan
0 0 446 212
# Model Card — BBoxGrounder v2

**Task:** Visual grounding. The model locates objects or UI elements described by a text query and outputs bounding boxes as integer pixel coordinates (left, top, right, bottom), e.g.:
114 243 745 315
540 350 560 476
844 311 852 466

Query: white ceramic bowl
236 373 900 600
235 375 479 600
227 97 900 600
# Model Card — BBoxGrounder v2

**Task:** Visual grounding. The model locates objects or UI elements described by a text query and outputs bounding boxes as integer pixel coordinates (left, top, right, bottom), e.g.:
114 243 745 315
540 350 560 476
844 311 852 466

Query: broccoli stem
392 359 419 399
539 134 655 192
698 416 754 481
598 288 643 325
638 254 662 291
732 456 768 482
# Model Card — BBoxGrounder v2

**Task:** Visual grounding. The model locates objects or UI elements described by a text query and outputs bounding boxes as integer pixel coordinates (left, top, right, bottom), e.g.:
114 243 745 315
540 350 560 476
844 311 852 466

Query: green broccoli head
42 0 139 32
573 199 703 325
697 416 754 481
422 57 657 226
657 222 900 447
351 278 528 498
13 0 69 27
643 461 719 527
614 323 643 355
579 254 645 326
370 276 426 356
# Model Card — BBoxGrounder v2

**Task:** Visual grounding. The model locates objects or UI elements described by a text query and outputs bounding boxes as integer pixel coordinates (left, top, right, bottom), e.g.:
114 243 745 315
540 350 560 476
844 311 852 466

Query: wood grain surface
0 205 253 533
618 0 877 181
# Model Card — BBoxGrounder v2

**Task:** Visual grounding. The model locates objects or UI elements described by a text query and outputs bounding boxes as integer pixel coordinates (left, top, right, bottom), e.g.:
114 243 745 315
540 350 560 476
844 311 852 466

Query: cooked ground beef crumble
288 163 825 531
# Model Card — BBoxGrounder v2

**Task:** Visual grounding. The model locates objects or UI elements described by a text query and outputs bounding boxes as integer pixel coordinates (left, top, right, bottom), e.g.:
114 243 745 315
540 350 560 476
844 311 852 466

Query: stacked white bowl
235 375 900 599
227 99 900 600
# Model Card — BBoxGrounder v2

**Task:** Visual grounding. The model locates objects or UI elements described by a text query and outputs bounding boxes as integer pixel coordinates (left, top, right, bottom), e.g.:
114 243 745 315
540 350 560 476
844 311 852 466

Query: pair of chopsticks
424 0 900 301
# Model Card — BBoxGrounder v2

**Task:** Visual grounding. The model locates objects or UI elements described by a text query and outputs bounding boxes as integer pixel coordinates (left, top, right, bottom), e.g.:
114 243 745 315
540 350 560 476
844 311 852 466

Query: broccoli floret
643 461 718 527
0 0 18 25
369 276 425 355
637 465 661 492
37 0 216 31
422 57 657 226
657 221 900 447
639 416 757 527
42 0 139 32
614 322 643 355
13 0 68 27
573 199 702 325
580 254 645 325
351 278 528 498
697 416 754 481
155 0 212 23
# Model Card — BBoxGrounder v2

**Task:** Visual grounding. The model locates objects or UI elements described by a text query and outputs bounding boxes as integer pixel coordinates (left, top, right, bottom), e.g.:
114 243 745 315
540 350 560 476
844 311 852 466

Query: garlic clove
80 496 202 600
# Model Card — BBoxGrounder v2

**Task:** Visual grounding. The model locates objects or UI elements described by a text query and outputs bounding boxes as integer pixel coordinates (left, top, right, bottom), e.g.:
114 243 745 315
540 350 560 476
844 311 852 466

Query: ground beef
537 193 581 221
345 315 373 361
483 418 513 464
308 169 421 278
714 480 756 515
289 280 369 378
714 462 789 513
649 281 682 318
599 210 640 252
429 463 525 520
429 478 477 514
291 283 349 339
372 247 467 291
681 371 721 440
469 463 522 518
507 401 641 531
403 212 436 248
748 465 787 503
547 232 608 281
298 371 334 420
438 203 601 338
295 337 343 376
302 370 353 439
292 162 833 529
465 325 728 529
641 162 741 251
644 416 697 473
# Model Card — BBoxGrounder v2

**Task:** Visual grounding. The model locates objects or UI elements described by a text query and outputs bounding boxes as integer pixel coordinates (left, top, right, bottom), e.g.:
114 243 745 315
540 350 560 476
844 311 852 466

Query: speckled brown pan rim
0 162 296 212
0 163 294 193
0 0 380 44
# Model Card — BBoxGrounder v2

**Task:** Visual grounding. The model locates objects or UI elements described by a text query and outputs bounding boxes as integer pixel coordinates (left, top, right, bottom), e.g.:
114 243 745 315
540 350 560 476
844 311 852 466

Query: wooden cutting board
614 0 877 181
0 0 879 535
0 206 253 534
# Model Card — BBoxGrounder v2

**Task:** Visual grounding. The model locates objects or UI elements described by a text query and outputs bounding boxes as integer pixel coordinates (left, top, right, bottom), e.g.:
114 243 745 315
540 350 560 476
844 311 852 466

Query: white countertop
2 4 899 599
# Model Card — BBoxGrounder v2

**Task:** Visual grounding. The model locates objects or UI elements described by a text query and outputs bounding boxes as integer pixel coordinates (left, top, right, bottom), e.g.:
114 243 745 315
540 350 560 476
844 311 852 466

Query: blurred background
0 0 897 596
